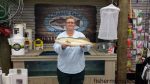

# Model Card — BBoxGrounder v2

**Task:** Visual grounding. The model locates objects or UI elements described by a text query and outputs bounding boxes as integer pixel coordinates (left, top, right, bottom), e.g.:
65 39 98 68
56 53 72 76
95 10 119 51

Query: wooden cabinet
11 49 117 84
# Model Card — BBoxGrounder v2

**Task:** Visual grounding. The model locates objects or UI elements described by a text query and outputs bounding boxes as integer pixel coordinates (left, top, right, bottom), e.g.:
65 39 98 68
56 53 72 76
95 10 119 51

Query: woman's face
66 18 75 31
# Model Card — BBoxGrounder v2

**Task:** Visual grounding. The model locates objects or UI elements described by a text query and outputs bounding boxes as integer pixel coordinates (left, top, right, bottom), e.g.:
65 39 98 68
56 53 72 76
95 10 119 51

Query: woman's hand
80 45 85 48
62 44 70 49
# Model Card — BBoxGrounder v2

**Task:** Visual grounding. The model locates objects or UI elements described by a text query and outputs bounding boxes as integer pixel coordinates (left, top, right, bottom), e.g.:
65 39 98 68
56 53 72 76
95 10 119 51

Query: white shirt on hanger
98 4 120 40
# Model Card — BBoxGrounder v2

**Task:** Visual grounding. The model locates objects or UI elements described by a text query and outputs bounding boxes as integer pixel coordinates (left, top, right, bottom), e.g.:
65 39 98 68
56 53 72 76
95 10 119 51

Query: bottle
24 32 30 53
11 34 25 55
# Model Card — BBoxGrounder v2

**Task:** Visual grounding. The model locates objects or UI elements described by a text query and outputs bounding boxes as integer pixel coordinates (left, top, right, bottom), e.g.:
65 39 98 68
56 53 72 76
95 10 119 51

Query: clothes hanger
101 4 120 11
102 0 120 11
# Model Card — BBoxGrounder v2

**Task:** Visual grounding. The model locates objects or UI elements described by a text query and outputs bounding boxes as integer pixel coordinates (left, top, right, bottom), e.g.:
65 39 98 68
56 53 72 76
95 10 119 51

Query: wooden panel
24 0 108 6
13 61 25 68
11 0 109 40
28 76 117 84
131 0 150 16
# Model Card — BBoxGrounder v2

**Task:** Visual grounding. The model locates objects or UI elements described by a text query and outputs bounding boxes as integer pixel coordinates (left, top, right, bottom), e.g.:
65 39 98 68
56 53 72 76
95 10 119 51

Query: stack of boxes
0 69 28 84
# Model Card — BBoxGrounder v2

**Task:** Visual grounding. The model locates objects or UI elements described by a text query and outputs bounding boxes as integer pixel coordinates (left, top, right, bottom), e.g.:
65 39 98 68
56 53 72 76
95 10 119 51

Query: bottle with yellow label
34 38 43 50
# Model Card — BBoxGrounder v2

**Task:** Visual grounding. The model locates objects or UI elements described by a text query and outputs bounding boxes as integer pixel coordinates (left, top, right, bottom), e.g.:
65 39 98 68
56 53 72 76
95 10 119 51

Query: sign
35 4 96 43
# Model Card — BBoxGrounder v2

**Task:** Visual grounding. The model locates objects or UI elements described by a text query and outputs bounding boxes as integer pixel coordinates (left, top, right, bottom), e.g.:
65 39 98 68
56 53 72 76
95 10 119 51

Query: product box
9 69 28 84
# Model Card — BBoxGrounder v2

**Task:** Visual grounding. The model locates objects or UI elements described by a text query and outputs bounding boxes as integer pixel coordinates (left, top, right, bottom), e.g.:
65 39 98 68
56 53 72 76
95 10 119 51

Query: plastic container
13 23 26 37
11 35 25 55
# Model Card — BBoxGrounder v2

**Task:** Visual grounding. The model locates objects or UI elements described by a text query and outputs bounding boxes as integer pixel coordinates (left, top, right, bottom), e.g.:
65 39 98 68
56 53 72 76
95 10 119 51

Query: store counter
11 48 117 84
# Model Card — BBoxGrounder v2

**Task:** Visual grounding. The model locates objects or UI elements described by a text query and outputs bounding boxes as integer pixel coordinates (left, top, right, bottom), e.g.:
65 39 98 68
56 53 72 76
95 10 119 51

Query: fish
55 37 93 46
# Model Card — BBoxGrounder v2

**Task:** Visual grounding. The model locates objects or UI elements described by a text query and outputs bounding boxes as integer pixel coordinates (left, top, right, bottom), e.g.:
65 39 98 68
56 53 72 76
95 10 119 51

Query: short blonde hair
66 16 76 22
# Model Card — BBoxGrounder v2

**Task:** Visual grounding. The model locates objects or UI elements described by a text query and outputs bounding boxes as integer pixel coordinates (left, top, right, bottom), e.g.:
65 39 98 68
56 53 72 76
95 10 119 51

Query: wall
131 0 150 29
127 0 150 72
12 0 115 40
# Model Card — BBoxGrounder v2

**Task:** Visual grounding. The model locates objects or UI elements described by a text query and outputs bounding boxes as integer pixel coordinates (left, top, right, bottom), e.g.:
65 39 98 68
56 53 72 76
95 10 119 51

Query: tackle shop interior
0 0 150 84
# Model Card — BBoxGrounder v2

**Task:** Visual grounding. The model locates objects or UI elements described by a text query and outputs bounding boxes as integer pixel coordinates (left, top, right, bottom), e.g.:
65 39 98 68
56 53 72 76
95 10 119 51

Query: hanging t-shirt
98 4 120 40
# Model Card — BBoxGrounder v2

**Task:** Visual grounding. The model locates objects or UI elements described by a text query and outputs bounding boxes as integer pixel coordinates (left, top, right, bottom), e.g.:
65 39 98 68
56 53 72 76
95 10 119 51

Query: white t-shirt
98 4 120 40
53 30 91 74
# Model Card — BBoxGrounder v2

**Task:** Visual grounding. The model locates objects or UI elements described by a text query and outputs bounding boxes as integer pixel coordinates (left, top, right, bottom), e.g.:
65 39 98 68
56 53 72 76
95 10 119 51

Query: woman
53 16 91 84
